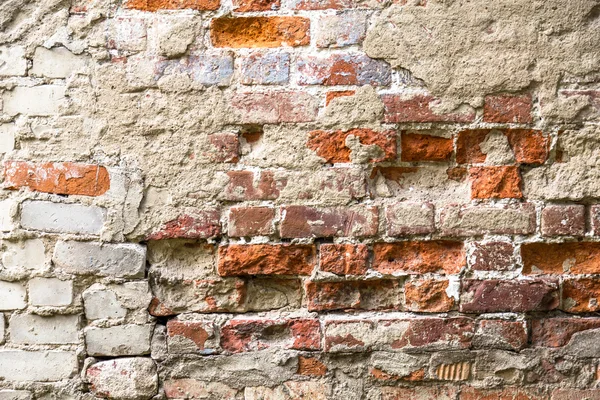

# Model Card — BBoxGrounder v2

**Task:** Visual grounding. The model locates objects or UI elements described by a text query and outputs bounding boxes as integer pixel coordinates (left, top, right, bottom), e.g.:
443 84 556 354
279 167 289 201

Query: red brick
460 279 559 313
220 318 320 353
370 367 425 382
541 205 585 236
562 278 600 313
211 17 310 48
382 94 475 123
473 320 528 351
325 90 355 105
232 0 279 11
146 210 221 240
297 356 327 376
231 91 318 123
280 205 378 238
166 319 216 352
148 297 176 317
404 278 454 312
385 202 435 236
319 243 368 275
460 387 547 400
469 166 522 199
228 206 275 237
306 279 401 311
323 319 372 352
125 0 219 11
221 170 285 201
483 94 533 124
297 54 391 86
372 241 465 275
218 244 315 276
307 128 397 164
207 133 239 163
552 389 600 400
522 242 600 275
323 317 474 352
591 205 600 236
456 129 549 165
469 241 516 271
531 318 600 347
394 317 475 350
400 132 453 162
4 161 110 196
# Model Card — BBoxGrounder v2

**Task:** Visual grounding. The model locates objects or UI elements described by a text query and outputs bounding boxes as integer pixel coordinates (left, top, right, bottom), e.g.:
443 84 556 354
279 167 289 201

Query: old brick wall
0 0 599 398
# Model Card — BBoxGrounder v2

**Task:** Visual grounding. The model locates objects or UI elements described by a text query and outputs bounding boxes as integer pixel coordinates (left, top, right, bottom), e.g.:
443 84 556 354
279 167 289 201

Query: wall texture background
0 0 599 398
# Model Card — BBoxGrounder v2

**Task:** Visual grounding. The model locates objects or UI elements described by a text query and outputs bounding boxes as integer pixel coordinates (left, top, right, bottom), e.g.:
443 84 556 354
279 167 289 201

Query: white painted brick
0 199 15 232
2 239 46 273
0 46 27 76
3 85 66 116
107 17 147 52
83 288 127 319
0 123 15 153
0 350 77 381
83 282 151 320
0 390 32 400
86 358 158 400
53 241 146 278
29 278 73 306
30 47 89 78
0 314 4 344
21 201 106 235
85 324 153 356
0 281 26 310
9 314 79 344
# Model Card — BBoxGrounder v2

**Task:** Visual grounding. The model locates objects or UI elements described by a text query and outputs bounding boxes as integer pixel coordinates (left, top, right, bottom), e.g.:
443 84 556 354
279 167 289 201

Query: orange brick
232 0 280 11
373 241 465 274
319 244 368 275
4 161 110 196
297 356 327 376
126 0 219 11
401 132 453 162
218 244 315 276
211 17 310 48
307 128 397 163
325 90 355 105
469 166 522 199
404 278 454 312
504 129 550 164
522 242 600 275
562 278 600 312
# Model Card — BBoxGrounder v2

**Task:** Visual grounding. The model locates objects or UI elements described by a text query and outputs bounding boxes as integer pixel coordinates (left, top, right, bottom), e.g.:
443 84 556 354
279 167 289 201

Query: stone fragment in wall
86 358 158 400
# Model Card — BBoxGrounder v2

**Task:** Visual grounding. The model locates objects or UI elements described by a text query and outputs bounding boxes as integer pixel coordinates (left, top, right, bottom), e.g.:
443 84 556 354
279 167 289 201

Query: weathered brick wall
0 0 599 398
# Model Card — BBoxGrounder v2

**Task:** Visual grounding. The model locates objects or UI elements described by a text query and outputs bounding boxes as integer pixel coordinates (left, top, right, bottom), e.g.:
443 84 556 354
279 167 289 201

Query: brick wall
0 0 599 399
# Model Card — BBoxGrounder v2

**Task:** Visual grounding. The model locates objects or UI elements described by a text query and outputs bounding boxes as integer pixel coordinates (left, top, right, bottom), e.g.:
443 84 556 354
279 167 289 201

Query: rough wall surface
0 0 599 398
